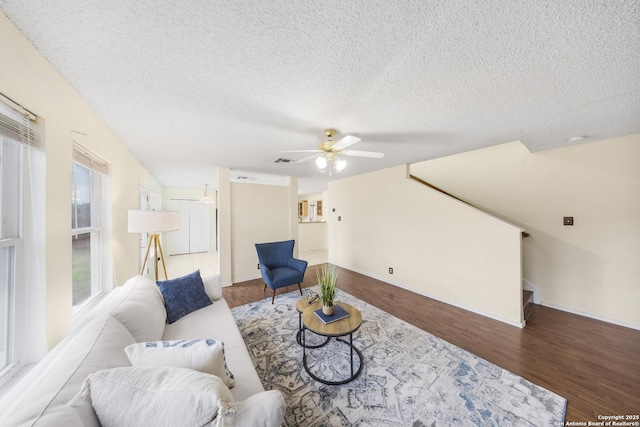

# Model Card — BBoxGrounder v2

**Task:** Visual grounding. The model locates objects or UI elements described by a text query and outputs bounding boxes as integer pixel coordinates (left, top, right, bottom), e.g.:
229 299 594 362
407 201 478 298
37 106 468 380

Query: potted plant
317 264 338 315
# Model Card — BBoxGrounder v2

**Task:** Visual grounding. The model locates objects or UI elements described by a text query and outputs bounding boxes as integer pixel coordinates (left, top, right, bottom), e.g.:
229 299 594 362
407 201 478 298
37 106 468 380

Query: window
71 144 107 308
0 137 21 378
0 95 42 385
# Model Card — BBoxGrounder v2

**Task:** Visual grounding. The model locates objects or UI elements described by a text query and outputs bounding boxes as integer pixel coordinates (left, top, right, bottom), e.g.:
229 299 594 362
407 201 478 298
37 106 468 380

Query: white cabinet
167 199 210 255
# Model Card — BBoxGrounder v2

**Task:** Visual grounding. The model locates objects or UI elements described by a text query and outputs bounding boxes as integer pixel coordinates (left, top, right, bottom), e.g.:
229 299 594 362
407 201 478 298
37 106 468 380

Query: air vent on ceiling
274 158 293 163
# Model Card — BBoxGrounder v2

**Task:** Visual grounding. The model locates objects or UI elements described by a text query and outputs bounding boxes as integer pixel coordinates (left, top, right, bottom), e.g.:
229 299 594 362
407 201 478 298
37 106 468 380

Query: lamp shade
128 210 180 233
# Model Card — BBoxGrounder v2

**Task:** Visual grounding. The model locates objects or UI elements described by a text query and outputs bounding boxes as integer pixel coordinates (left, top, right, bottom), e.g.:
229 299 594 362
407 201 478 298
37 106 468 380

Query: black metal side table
301 301 364 385
295 298 329 348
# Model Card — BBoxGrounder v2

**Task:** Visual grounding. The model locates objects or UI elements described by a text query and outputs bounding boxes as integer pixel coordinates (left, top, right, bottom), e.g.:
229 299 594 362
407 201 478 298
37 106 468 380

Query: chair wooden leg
271 289 276 304
263 284 267 292
297 283 302 296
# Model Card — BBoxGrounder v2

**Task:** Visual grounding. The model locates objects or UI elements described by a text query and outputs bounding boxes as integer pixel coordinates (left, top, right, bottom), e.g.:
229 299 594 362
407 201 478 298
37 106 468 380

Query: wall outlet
338 216 342 221
257 263 260 269
389 267 393 274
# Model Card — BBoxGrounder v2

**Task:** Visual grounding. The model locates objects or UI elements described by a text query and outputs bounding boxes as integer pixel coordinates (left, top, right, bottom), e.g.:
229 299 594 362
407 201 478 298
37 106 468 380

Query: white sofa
0 275 284 426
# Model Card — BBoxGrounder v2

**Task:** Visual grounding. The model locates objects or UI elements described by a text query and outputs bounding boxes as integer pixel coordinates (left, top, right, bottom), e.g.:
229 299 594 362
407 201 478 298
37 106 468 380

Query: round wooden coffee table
301 301 363 385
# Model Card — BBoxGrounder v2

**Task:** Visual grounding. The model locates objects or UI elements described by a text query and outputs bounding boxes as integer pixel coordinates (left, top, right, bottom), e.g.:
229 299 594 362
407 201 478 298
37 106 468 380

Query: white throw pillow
71 366 236 427
125 339 235 388
203 275 223 300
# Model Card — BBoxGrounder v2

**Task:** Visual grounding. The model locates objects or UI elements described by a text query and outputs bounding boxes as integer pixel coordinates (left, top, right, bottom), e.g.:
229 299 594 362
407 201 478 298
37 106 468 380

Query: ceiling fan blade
280 149 323 153
342 149 385 158
332 135 361 150
291 154 318 164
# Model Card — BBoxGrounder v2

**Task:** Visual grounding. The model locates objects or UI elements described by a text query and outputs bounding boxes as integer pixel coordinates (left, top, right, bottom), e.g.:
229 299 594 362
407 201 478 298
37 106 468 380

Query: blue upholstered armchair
255 240 308 304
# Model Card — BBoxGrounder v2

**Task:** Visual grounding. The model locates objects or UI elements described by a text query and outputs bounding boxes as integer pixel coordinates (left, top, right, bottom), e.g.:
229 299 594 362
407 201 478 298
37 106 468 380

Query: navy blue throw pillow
157 270 212 324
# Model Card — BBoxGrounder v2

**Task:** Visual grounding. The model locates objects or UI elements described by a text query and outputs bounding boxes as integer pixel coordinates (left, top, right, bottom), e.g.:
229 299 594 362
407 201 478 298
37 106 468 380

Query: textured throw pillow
70 366 236 427
156 270 212 323
125 339 235 388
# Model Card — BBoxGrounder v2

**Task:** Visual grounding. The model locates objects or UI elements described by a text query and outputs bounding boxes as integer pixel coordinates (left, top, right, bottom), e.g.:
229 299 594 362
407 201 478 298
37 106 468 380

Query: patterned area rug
231 288 567 426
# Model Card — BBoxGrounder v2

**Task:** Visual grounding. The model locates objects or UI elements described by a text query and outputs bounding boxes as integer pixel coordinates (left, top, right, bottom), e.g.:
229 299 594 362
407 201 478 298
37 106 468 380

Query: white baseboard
335 264 525 329
523 279 639 331
540 302 640 331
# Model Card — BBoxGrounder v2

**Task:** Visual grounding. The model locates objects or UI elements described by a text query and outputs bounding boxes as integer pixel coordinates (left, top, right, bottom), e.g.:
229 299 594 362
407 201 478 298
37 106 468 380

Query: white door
189 201 210 253
167 199 210 255
167 199 188 255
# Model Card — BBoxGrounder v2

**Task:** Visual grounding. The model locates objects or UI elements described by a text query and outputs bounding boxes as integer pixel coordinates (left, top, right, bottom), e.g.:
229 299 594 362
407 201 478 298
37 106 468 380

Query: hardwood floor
223 264 640 423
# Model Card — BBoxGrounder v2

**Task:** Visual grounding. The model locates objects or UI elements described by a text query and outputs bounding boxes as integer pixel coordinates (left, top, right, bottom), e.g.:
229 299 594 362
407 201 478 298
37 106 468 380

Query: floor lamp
128 210 180 280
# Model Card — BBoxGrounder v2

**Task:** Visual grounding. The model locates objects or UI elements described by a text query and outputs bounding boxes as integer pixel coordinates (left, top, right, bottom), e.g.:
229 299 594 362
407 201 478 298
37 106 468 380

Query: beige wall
217 168 232 286
1 12 159 348
230 182 294 282
329 165 524 326
298 222 328 251
298 192 328 251
410 135 640 328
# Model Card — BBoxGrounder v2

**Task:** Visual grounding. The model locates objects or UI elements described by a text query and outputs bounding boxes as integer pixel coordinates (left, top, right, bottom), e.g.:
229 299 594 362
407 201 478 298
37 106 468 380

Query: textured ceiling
1 0 639 194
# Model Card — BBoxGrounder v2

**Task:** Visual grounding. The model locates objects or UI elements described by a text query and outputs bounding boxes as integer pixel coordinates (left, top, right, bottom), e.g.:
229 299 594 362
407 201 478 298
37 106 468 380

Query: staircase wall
328 165 524 327
410 135 640 329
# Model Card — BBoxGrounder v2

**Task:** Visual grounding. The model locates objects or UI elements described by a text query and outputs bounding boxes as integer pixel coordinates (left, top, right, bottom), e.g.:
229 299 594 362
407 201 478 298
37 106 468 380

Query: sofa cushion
2 316 135 426
162 298 265 401
72 366 236 427
124 339 235 388
157 270 212 323
110 275 167 342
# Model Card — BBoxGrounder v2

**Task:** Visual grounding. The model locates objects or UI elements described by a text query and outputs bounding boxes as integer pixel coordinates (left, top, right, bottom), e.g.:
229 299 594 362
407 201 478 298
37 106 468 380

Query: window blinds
72 140 109 175
0 94 40 147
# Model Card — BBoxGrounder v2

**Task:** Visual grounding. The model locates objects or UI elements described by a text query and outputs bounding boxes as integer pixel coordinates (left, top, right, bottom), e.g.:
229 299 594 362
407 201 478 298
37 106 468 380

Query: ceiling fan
282 129 385 174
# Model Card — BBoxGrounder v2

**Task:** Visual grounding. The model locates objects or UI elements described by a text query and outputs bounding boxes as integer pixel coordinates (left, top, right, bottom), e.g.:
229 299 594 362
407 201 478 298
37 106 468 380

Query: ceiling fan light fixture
280 128 383 174
315 156 328 171
199 184 214 204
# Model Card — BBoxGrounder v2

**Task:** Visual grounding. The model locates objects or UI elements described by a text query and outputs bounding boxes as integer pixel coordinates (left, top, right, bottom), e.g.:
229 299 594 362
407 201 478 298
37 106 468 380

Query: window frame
71 161 103 310
0 134 25 386
0 239 22 387
0 95 45 391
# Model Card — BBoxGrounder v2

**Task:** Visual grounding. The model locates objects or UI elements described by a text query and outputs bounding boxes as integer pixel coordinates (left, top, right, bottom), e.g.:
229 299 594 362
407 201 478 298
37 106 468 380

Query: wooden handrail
408 174 530 238
409 175 473 206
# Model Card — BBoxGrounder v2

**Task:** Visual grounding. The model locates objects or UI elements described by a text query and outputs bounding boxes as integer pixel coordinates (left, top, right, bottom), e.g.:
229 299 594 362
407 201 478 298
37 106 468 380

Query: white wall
1 12 160 348
329 165 524 326
410 135 640 328
230 182 294 282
